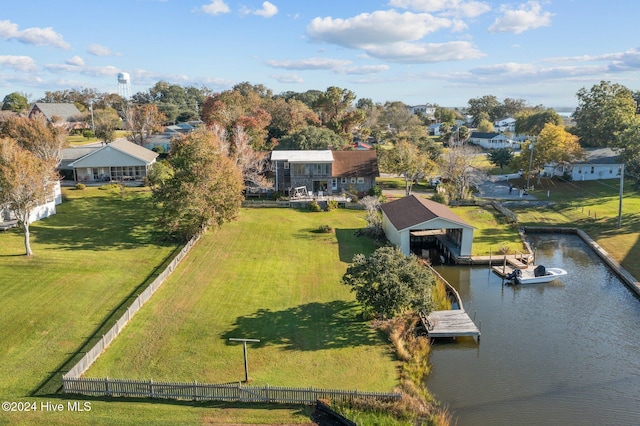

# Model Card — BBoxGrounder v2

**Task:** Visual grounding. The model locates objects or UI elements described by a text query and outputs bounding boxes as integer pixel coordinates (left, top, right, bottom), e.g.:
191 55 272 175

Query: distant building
28 103 85 131
408 104 436 118
468 132 513 149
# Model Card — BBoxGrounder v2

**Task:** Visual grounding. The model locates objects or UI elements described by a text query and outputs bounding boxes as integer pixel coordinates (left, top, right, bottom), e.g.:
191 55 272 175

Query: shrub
99 183 120 191
317 224 332 233
82 130 94 139
431 192 448 205
307 200 322 212
75 183 86 190
326 200 339 211
368 185 382 197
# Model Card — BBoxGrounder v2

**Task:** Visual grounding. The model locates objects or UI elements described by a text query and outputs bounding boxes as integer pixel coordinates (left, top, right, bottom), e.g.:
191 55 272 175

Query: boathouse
380 195 474 258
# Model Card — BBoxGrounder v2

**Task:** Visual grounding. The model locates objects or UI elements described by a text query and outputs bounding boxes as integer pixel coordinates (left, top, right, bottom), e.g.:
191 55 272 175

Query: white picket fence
63 235 201 380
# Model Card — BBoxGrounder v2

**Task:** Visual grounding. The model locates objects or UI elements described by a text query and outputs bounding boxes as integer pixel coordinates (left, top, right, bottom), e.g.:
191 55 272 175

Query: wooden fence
63 234 201 380
62 377 401 405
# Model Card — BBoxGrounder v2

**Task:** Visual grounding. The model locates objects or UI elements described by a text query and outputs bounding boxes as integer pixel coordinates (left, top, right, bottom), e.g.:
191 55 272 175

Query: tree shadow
335 228 371 263
222 301 380 351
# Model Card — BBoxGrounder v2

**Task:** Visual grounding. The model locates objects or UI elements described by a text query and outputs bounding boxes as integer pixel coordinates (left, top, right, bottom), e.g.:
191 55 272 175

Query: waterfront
429 233 640 425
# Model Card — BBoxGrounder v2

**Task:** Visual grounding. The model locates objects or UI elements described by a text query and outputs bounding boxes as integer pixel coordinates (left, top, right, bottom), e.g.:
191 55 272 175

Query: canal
429 233 640 425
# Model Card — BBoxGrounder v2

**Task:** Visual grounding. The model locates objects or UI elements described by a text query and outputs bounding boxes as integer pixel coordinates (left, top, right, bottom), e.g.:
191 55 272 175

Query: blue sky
1 0 639 108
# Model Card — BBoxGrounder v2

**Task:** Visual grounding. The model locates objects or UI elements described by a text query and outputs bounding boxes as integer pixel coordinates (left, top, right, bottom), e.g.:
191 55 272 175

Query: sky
1 0 640 109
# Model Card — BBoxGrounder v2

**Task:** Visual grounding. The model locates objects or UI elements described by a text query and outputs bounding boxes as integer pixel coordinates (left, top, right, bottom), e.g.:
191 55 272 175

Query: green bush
82 130 94 139
317 224 333 233
74 183 86 190
369 185 382 197
326 200 339 211
307 200 322 212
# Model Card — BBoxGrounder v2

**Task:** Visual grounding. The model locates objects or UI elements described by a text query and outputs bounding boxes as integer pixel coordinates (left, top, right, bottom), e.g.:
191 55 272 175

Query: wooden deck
420 309 481 340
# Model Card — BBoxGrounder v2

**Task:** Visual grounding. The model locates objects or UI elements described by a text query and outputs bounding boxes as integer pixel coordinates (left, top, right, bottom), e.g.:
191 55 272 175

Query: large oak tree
150 127 244 240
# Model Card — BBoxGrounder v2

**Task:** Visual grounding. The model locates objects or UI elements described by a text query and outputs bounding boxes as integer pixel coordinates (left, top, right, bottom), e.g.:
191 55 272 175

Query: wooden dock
419 309 481 340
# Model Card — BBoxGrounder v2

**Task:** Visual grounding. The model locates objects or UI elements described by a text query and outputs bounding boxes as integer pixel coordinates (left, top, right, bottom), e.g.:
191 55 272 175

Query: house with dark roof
68 139 158 183
270 150 378 196
380 195 474 257
28 103 85 131
468 132 513 149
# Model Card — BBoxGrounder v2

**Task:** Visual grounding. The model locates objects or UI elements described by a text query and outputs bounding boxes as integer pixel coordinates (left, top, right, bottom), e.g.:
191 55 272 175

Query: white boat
506 265 568 285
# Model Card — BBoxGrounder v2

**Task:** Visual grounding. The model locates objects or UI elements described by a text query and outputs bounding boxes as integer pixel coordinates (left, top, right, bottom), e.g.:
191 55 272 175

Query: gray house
28 102 85 131
271 150 379 196
68 139 158 182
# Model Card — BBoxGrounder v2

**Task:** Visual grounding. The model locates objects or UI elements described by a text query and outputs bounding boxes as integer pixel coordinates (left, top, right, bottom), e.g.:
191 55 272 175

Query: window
351 177 356 183
331 178 338 190
357 177 364 184
590 166 595 174
341 177 347 184
284 161 289 169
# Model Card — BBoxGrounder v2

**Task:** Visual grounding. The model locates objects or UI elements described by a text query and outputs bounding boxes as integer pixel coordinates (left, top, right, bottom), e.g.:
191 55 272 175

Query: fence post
105 377 110 396
149 379 154 398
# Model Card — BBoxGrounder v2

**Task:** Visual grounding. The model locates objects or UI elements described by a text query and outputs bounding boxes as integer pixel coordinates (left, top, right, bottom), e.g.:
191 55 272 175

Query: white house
1 180 62 225
494 117 516 132
408 104 436 117
543 148 622 181
468 132 513 149
380 195 474 258
69 138 158 183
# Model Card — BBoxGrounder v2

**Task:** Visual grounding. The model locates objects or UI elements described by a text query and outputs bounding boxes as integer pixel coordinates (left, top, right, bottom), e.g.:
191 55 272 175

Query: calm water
429 234 640 426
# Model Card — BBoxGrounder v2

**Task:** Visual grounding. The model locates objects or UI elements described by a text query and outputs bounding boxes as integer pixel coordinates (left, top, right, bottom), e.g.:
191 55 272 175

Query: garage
380 195 474 261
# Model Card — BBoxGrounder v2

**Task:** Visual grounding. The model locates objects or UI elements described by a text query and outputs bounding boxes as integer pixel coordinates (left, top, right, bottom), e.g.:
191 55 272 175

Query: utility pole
228 338 260 382
618 163 625 229
526 141 534 190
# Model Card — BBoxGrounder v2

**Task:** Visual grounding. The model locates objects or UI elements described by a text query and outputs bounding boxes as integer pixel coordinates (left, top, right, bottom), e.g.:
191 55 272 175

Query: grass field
450 205 526 255
0 187 199 424
86 208 399 393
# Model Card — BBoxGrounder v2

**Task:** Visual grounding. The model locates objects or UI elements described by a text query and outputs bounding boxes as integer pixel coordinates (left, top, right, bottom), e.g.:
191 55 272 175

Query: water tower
117 72 132 100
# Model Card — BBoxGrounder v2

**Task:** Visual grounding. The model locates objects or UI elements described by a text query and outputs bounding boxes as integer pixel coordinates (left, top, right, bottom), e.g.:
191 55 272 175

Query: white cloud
200 0 230 16
87 44 119 57
66 56 85 66
308 10 453 47
364 40 484 63
271 73 304 84
306 10 485 63
0 20 70 49
340 64 390 75
45 63 120 77
488 1 553 34
0 55 38 72
265 57 352 70
254 2 278 18
388 0 491 18
266 57 389 75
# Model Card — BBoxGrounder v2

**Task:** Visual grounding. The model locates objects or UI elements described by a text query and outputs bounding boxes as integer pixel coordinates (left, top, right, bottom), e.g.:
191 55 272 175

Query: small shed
380 195 474 257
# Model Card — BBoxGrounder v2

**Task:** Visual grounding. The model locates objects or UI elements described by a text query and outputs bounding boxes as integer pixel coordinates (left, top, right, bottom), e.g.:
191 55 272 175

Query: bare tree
126 104 166 146
440 145 485 201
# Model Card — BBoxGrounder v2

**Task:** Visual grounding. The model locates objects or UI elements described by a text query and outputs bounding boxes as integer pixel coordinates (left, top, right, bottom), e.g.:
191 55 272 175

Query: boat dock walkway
419 309 481 340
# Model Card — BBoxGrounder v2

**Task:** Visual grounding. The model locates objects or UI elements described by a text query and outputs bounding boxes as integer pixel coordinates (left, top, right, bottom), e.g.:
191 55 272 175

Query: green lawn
86 208 399 392
450 205 526 255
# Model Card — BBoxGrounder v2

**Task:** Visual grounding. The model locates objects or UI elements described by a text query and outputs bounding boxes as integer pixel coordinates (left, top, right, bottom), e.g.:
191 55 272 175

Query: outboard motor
506 269 522 280
534 265 546 277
